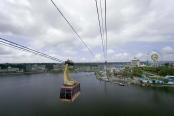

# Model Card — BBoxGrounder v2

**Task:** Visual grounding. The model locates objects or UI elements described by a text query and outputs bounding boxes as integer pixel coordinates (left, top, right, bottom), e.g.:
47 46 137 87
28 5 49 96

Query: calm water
0 72 174 116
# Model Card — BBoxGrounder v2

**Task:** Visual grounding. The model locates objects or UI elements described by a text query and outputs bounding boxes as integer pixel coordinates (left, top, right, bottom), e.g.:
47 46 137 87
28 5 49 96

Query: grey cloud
0 0 174 62
0 46 12 55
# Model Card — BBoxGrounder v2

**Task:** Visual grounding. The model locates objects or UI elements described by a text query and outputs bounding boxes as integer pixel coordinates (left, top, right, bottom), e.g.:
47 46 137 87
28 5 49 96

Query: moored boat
119 83 125 86
113 81 120 84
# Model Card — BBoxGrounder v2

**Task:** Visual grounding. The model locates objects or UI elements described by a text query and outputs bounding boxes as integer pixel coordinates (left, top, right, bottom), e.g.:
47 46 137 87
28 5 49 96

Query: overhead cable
104 0 108 60
94 0 105 59
0 38 64 62
51 0 95 57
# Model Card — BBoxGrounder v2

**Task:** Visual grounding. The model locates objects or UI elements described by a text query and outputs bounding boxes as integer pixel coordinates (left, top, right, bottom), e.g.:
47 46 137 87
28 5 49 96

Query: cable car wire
0 38 64 62
104 0 108 61
0 38 63 62
94 0 105 59
50 0 95 57
0 40 63 62
99 0 105 41
0 41 63 62
104 0 108 78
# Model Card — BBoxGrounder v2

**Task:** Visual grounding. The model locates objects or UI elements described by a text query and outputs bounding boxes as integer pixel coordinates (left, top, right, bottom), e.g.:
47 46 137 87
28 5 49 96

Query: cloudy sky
0 0 174 63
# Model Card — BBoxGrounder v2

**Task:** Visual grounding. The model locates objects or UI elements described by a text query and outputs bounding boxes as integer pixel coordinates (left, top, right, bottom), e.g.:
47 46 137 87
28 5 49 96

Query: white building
131 57 140 67
165 75 174 81
53 64 64 71
7 66 19 72
31 64 46 72
0 68 7 73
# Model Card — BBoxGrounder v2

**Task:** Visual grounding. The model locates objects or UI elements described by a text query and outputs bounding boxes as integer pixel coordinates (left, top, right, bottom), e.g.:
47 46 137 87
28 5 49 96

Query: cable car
59 60 80 102
60 83 80 102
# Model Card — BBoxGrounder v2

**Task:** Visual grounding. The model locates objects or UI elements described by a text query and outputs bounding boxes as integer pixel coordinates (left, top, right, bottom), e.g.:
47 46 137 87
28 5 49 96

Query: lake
0 72 174 116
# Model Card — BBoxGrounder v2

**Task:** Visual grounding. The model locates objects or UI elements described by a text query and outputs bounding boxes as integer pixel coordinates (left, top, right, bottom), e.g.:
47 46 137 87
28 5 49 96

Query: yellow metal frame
64 64 77 86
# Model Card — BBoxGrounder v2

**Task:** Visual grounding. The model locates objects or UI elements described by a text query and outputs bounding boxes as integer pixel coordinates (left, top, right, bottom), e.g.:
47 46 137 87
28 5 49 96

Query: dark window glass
75 86 77 93
66 92 71 99
66 89 71 93
60 88 65 98
72 88 75 96
72 89 74 96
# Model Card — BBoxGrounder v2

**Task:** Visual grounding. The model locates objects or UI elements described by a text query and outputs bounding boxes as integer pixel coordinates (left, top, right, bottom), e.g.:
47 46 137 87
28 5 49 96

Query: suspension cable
104 0 108 61
50 0 95 57
99 0 105 42
94 0 105 59
0 38 64 62
104 0 108 79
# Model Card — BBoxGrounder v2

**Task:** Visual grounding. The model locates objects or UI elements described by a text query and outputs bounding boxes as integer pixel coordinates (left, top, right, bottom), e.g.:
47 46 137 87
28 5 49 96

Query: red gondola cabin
60 82 80 102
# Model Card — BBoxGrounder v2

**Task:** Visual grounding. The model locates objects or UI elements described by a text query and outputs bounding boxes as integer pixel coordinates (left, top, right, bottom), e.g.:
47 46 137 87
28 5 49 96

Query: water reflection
104 81 108 96
0 72 174 116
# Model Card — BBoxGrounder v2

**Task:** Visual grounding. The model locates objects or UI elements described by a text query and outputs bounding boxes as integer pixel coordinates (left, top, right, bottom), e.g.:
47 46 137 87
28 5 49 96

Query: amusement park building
131 58 140 67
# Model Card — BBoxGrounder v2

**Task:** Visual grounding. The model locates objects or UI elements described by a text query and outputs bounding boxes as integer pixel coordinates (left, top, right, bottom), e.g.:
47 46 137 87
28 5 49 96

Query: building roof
165 75 174 79
132 57 139 61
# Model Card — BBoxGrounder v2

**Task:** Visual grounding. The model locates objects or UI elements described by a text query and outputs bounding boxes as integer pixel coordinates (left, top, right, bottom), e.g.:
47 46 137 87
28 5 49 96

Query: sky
0 0 174 63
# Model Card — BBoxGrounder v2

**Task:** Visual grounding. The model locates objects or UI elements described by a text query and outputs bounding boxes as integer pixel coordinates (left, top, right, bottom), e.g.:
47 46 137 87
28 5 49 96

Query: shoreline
96 74 174 88
0 71 63 76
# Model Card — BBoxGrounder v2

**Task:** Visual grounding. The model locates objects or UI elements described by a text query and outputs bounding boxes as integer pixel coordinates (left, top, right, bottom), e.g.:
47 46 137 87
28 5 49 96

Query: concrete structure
26 64 46 72
32 64 46 72
140 64 146 67
74 65 102 72
131 57 140 67
7 66 19 72
0 68 7 73
26 64 32 72
53 64 64 71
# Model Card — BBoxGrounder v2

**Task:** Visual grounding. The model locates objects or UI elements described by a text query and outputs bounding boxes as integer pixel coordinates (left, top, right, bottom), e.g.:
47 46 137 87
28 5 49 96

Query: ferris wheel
151 53 159 61
150 52 159 66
